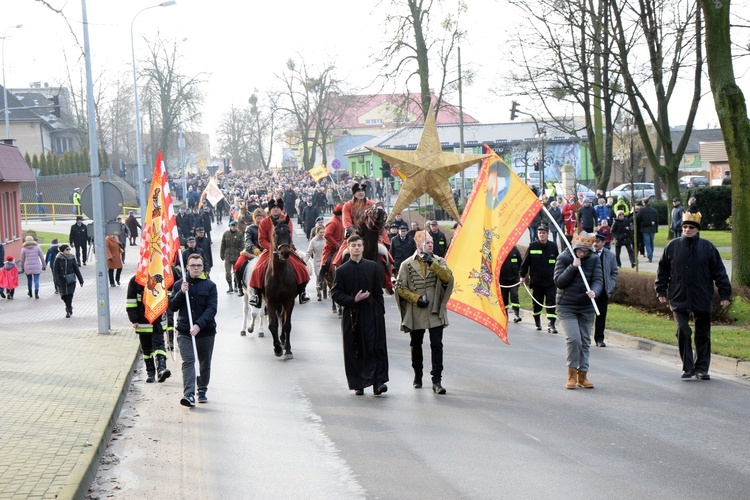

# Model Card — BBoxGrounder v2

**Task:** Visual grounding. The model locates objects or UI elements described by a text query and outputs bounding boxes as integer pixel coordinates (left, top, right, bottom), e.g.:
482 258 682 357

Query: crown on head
571 232 596 249
682 212 702 226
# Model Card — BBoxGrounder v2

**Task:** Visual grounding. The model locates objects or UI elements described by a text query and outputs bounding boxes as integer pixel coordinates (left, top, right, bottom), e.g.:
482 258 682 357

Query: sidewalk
2 218 140 499
0 217 742 499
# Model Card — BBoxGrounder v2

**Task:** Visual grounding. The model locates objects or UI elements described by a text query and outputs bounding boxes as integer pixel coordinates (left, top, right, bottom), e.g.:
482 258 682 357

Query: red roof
0 144 35 182
333 92 479 130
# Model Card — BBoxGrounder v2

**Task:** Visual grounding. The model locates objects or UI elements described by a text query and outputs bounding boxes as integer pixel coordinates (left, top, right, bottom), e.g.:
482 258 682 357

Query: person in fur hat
0 256 19 299
248 198 311 307
20 236 46 298
342 182 390 246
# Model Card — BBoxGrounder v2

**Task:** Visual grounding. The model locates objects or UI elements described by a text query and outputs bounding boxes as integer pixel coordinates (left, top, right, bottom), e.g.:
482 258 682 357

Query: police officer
520 224 560 333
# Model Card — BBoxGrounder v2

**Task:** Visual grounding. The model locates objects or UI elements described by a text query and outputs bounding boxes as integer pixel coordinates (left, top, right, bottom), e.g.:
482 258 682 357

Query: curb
56 329 141 500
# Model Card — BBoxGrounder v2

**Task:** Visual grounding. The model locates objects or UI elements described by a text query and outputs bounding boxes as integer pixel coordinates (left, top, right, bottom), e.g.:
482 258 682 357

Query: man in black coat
69 216 89 266
389 226 417 277
426 220 449 258
176 207 192 241
194 227 213 273
331 234 389 396
635 198 658 262
577 198 597 233
655 212 731 381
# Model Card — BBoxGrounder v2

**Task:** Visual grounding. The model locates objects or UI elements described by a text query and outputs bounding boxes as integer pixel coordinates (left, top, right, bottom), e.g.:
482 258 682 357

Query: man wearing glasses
170 254 218 407
655 212 731 381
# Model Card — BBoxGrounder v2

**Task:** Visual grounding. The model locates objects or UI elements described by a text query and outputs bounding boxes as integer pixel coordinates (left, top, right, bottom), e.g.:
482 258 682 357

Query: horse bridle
363 207 384 233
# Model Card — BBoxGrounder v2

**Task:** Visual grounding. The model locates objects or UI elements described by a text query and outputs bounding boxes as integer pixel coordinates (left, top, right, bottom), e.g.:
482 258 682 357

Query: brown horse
264 216 297 359
325 206 393 302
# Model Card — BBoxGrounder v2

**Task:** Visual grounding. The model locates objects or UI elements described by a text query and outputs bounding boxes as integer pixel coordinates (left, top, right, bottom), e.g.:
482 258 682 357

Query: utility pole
458 46 466 207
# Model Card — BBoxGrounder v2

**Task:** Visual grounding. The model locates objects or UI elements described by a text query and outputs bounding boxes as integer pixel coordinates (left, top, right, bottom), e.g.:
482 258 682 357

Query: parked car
608 182 663 202
678 175 709 189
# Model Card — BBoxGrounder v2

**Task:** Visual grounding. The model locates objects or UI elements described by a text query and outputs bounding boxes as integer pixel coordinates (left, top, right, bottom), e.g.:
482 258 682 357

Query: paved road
3 215 744 499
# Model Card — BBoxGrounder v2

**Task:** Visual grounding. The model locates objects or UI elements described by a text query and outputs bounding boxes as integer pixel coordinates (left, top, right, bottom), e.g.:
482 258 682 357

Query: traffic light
381 160 391 178
533 162 540 171
510 101 519 121
223 156 230 175
119 159 126 177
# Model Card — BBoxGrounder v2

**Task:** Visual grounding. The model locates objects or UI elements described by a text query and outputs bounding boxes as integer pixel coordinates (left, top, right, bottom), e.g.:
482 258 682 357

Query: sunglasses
188 264 203 268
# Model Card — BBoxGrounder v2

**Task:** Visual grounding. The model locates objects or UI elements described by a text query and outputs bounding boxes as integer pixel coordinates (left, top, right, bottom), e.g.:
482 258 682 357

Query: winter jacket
126 276 167 334
636 205 659 234
106 236 124 270
554 250 603 314
169 273 218 336
655 234 731 313
577 205 597 232
53 252 83 296
0 260 19 289
520 240 559 288
220 228 244 265
20 241 45 275
611 218 632 244
45 244 60 267
671 205 685 232
427 228 449 257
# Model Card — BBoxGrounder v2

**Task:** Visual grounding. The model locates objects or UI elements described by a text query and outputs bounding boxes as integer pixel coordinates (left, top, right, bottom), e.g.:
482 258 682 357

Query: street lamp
2 24 22 139
536 127 547 196
131 1 176 224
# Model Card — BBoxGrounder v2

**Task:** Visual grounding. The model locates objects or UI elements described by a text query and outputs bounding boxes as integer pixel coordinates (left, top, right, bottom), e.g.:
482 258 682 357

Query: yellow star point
367 103 489 223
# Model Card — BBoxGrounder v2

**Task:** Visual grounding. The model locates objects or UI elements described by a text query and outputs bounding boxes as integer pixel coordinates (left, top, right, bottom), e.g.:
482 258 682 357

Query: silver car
608 183 661 202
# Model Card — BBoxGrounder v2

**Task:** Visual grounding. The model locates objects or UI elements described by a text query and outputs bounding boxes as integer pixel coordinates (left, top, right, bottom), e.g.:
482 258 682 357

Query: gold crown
682 212 702 226
571 231 596 249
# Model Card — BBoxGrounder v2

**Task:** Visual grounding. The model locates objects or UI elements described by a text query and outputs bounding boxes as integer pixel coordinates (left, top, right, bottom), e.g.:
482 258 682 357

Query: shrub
685 186 731 229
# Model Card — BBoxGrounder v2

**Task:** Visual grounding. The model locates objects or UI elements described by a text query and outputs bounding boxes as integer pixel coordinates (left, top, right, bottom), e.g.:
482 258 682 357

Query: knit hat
333 204 343 215
351 183 364 195
58 244 70 252
5 256 13 262
572 232 596 251
25 236 35 243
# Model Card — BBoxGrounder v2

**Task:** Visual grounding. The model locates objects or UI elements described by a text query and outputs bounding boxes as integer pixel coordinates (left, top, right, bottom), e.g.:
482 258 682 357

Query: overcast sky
6 0 746 159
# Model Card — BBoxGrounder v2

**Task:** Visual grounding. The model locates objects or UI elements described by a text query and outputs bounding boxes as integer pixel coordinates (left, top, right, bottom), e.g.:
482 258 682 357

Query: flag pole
540 205 600 316
176 225 202 376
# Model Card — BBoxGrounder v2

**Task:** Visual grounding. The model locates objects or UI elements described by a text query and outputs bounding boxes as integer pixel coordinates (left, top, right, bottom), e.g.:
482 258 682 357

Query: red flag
445 146 542 343
136 151 179 323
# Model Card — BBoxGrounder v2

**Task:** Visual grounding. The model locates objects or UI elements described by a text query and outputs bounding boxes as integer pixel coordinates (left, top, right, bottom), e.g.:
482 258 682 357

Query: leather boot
145 358 156 383
534 315 542 331
566 368 578 389
249 288 263 308
35 290 40 299
512 307 522 323
548 319 558 334
577 371 594 389
156 355 171 383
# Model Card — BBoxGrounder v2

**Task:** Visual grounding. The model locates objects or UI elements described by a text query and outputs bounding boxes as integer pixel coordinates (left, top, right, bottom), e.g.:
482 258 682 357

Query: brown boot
577 371 594 389
566 368 578 389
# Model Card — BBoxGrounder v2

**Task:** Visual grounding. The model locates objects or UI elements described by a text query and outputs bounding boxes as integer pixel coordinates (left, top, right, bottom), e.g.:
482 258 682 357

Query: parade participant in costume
342 182 390 246
396 230 454 394
554 232 603 389
320 204 344 280
126 276 171 383
655 212 731 381
248 198 311 308
233 208 266 297
562 195 578 236
331 235 389 396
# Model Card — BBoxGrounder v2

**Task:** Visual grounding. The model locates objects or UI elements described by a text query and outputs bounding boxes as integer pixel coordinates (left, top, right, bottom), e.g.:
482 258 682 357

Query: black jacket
521 240 559 288
500 246 523 286
577 205 597 232
390 235 417 270
636 204 659 234
169 273 218 336
655 234 731 313
427 229 449 257
53 252 83 296
69 223 89 246
611 218 632 244
554 250 603 313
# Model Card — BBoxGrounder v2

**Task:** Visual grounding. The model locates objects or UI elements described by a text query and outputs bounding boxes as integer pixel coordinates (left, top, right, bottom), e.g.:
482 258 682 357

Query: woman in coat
106 235 124 286
125 211 141 246
20 236 46 298
554 232 603 390
53 244 84 318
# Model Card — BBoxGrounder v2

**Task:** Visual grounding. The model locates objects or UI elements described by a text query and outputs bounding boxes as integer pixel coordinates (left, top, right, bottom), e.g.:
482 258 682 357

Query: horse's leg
283 302 294 360
268 303 282 357
258 305 266 337
241 292 249 335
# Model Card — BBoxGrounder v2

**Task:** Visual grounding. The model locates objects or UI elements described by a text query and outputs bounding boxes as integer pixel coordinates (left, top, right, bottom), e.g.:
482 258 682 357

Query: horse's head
271 216 293 260
364 206 387 233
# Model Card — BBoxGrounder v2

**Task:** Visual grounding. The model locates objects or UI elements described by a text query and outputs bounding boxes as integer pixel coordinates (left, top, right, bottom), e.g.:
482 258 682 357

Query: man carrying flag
446 147 542 343
134 151 180 384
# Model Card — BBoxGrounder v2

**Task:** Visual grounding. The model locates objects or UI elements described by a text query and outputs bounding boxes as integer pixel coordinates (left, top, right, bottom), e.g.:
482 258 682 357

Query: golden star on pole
368 103 489 224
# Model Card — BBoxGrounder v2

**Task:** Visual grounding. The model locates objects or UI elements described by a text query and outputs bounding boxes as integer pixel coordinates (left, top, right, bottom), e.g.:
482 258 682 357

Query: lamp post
2 24 22 139
131 1 176 225
536 127 547 196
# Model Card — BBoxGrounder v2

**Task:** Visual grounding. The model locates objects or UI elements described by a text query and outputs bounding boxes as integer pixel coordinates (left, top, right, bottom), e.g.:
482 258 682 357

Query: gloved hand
422 253 433 266
417 296 429 308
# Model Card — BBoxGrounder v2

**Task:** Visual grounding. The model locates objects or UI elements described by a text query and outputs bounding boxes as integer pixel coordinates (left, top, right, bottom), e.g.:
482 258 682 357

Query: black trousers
532 285 556 319
73 241 88 265
410 326 444 383
108 268 122 285
674 310 712 373
615 241 635 267
594 292 609 344
501 284 520 313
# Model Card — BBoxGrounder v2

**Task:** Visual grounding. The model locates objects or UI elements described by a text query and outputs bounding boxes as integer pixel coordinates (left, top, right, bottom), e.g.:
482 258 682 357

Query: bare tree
702 0 749 284
140 35 205 168
507 0 623 191
248 92 276 171
217 105 254 170
610 0 703 201
377 0 468 119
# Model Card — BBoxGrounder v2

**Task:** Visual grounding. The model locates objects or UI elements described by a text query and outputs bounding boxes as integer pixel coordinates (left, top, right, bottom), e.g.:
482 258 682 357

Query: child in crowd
0 256 20 299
